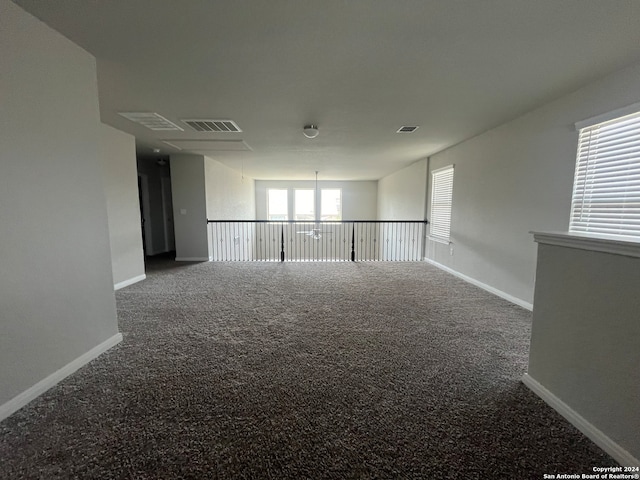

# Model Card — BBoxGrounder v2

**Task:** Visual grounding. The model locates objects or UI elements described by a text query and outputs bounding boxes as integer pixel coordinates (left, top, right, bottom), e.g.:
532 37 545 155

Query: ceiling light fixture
303 124 319 139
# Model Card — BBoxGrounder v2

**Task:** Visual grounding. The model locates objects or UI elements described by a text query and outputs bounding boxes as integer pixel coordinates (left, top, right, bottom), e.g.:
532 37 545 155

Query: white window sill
427 235 451 245
531 231 640 259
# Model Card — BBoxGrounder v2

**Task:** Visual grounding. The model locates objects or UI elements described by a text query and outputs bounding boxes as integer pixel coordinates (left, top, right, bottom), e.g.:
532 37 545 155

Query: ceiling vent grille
182 119 242 133
117 112 183 131
397 126 419 133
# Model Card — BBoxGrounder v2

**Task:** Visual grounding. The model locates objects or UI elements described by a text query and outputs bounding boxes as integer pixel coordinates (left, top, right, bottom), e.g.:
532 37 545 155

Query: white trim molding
0 333 123 422
532 231 640 259
426 235 451 245
522 374 639 467
423 258 533 310
114 274 146 291
175 256 211 262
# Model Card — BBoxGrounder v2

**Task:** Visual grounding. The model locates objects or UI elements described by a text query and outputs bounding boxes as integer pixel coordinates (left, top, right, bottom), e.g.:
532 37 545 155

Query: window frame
320 188 342 221
265 186 343 221
266 188 289 221
429 165 454 243
569 105 640 243
294 188 315 221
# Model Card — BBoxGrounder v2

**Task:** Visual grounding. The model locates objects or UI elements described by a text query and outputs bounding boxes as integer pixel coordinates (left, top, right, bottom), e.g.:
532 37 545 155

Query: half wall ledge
525 230 640 466
531 231 640 258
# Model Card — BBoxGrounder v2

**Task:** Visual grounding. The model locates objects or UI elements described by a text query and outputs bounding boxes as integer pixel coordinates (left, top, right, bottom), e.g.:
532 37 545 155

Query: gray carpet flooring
0 258 614 479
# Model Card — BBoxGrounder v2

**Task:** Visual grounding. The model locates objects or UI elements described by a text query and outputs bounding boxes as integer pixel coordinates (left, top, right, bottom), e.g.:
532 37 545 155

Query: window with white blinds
430 165 454 241
569 109 640 241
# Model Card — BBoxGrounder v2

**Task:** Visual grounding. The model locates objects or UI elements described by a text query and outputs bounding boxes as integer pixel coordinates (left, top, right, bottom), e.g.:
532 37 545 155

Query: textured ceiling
14 0 640 180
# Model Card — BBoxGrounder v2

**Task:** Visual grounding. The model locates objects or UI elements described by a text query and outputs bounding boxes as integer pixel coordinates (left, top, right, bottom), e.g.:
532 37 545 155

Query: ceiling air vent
182 119 242 133
397 126 419 133
117 112 183 131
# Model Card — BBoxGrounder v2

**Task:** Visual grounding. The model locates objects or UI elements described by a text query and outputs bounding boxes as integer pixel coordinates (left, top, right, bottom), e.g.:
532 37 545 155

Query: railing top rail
207 219 428 224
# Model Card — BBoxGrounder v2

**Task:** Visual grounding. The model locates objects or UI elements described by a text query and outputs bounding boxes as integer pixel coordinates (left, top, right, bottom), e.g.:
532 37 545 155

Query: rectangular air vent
162 139 251 152
397 126 419 133
118 112 184 131
182 119 242 133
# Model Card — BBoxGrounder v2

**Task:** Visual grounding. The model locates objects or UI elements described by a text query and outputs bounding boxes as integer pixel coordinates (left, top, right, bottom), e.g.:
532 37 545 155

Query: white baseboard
0 333 123 422
423 258 533 311
114 274 146 291
175 257 211 262
522 374 639 467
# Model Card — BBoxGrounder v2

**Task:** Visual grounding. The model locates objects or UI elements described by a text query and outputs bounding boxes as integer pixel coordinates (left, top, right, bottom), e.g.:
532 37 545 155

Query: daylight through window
267 189 288 221
570 109 640 241
430 165 454 242
294 189 315 220
267 187 342 221
321 189 342 221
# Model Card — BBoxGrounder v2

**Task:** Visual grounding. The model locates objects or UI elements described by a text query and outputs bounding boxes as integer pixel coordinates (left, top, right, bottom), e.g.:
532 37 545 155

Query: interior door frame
161 176 175 252
138 173 153 255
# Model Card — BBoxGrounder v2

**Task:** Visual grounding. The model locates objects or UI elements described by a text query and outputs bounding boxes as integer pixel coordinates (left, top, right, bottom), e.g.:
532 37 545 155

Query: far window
267 189 288 221
294 189 315 220
430 165 454 242
570 109 640 241
321 189 342 221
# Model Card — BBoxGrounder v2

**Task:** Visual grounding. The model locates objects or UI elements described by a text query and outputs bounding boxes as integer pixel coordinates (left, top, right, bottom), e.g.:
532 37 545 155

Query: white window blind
569 110 640 241
430 165 454 241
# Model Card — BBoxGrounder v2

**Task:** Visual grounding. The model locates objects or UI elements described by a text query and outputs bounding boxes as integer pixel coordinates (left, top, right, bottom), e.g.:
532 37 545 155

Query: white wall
424 61 640 306
255 180 377 220
0 0 120 409
100 124 145 288
205 157 255 220
377 159 427 220
170 154 210 261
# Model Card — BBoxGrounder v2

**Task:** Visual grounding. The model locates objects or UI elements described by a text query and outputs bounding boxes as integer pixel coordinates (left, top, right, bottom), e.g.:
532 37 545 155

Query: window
570 109 640 241
430 165 454 242
294 189 315 220
321 189 342 221
266 187 343 221
267 189 288 220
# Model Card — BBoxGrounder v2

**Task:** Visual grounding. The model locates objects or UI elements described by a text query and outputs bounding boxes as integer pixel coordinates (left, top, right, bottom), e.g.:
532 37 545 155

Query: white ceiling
14 0 640 180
